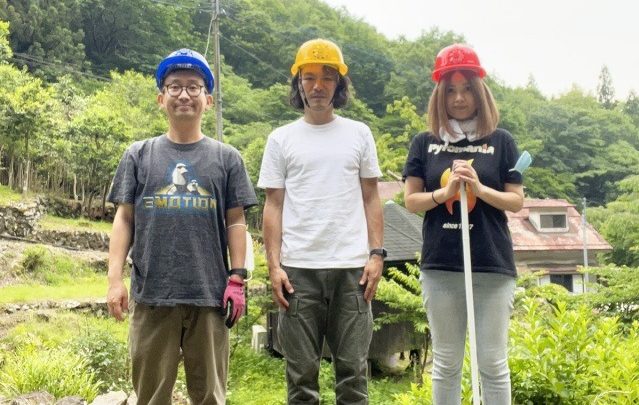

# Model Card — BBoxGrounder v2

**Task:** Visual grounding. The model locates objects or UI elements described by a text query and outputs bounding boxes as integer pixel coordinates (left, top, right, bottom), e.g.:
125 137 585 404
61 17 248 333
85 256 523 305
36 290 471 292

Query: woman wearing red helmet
403 44 524 404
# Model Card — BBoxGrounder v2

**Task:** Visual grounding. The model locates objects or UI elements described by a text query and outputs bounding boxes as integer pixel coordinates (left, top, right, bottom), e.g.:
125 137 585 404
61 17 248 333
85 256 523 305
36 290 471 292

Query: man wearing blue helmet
106 48 257 404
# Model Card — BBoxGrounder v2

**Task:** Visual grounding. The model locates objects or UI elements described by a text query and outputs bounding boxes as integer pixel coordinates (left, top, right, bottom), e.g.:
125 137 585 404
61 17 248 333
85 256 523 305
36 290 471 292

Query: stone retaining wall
0 199 110 251
0 199 44 237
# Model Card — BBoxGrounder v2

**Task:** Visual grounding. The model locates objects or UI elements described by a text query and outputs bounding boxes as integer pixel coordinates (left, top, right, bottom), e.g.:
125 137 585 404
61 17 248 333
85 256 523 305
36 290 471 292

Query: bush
18 245 97 285
510 298 639 404
0 346 101 401
72 326 131 392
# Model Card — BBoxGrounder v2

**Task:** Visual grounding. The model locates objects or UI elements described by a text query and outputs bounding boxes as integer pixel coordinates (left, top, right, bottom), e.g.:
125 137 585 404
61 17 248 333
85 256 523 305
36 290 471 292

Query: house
506 199 612 293
382 196 613 294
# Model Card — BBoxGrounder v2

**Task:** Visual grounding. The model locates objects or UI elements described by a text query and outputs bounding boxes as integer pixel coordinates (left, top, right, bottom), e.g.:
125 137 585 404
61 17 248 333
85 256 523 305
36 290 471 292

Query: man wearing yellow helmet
258 38 384 404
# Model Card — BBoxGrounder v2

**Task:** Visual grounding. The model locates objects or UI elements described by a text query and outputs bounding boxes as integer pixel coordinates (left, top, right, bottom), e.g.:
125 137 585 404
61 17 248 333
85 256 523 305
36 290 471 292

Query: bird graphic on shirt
186 179 201 195
166 163 189 195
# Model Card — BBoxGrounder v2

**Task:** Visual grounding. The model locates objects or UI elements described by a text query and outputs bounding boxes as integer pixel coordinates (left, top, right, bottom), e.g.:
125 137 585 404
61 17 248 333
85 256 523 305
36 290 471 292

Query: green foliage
0 346 101 401
581 265 639 324
375 263 426 333
510 298 639 404
72 325 131 392
18 245 99 285
597 65 616 109
588 175 639 266
0 20 11 63
39 214 113 233
0 184 22 205
0 0 88 80
375 98 426 180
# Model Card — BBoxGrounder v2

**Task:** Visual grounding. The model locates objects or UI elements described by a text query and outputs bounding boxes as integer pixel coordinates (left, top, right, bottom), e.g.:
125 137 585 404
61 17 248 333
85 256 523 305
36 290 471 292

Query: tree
623 90 639 127
0 20 12 63
0 0 88 80
0 66 60 194
588 175 639 266
596 65 615 109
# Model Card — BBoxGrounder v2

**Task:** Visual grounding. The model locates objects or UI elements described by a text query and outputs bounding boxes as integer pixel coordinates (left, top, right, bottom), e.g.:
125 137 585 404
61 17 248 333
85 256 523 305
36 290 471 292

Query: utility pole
212 0 223 142
582 197 589 291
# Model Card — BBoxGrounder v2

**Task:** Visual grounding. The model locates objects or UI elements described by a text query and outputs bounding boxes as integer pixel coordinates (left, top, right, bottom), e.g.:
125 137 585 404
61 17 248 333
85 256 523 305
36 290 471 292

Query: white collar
439 118 479 145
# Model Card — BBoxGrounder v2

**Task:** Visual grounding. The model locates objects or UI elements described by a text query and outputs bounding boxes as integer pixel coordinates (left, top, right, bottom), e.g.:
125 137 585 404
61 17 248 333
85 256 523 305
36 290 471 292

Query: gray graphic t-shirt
108 135 257 307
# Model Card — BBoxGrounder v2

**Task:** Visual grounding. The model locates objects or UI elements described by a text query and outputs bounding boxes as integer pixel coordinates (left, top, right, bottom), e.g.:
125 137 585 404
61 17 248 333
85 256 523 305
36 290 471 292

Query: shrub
72 326 131 392
0 346 101 401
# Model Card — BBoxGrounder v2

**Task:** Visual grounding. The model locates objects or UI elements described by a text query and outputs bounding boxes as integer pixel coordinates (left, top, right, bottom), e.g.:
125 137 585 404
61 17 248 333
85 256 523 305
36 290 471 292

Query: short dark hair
289 66 351 110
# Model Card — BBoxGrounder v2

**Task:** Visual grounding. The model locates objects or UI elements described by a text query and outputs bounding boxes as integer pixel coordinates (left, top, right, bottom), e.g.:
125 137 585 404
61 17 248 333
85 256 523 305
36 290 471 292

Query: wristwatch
229 268 248 279
369 248 388 259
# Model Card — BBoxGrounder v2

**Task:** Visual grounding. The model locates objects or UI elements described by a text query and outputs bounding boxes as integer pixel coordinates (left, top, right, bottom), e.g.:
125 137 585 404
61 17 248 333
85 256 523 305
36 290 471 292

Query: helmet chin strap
298 77 310 108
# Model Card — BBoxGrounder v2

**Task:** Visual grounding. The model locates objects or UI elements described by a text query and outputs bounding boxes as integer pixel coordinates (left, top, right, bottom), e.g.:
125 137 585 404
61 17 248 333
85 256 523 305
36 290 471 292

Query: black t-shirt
403 129 522 277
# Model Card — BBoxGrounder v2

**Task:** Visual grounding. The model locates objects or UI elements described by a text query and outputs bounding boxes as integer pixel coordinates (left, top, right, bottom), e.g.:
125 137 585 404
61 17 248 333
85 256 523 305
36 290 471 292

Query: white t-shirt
258 116 382 268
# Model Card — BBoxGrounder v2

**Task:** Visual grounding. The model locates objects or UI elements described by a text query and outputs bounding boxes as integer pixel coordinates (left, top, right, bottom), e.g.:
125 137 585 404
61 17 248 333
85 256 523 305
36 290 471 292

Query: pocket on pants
356 294 369 314
282 296 299 318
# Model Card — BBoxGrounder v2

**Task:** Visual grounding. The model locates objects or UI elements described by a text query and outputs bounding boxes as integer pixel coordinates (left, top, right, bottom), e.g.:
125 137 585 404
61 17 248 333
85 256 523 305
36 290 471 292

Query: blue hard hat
156 49 214 93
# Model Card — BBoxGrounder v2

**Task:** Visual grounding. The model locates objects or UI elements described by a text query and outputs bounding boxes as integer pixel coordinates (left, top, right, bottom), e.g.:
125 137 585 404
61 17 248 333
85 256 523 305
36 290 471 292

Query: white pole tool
462 150 532 404
459 182 480 405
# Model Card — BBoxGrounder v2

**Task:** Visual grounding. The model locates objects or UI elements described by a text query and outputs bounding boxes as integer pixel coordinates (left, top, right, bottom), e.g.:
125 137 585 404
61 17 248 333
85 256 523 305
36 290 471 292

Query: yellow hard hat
290 38 348 76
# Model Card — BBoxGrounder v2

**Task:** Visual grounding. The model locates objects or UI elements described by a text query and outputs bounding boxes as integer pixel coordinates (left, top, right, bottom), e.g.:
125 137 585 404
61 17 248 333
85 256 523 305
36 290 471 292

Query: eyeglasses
165 84 206 97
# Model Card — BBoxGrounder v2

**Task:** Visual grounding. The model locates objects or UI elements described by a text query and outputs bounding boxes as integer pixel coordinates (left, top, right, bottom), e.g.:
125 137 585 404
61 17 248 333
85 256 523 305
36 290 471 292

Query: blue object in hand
510 151 532 174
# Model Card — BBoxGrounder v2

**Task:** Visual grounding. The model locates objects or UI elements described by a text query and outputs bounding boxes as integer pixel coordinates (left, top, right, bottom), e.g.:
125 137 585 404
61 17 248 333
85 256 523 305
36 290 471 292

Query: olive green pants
279 266 373 405
129 301 229 405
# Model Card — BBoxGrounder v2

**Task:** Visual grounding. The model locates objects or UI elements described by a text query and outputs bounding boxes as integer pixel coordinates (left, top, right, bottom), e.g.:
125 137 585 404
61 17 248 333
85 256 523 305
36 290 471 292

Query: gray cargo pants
278 266 373 405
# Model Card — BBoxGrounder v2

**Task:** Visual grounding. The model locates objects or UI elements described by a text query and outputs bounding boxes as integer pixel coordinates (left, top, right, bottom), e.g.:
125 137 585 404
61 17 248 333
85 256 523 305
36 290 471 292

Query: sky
322 0 636 100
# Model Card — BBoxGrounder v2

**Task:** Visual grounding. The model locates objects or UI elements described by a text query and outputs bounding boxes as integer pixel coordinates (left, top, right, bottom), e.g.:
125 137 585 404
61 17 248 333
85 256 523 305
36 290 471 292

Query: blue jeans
421 270 516 405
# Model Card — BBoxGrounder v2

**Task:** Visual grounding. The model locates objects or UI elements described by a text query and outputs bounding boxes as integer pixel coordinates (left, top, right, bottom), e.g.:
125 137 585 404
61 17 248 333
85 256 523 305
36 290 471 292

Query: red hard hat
431 44 486 82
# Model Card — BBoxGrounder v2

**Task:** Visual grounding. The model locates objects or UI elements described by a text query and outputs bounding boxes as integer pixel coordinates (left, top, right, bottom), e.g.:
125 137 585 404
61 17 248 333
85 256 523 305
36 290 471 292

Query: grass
39 214 112 233
0 276 129 304
0 185 26 206
0 245 118 304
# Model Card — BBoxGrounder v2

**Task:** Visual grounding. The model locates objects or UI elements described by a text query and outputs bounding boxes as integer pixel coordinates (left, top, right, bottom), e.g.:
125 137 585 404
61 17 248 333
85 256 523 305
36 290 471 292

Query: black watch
229 268 248 279
369 248 387 259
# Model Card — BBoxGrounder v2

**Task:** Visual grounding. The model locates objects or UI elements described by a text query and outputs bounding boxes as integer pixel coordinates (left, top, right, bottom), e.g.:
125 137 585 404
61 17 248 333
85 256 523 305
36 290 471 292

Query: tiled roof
383 201 422 263
506 199 612 252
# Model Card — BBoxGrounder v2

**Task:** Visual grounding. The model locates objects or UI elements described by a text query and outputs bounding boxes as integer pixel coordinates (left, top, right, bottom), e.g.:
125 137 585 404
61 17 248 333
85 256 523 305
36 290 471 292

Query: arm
404 174 462 214
107 203 133 321
225 206 247 284
263 187 293 309
452 159 524 212
360 177 384 302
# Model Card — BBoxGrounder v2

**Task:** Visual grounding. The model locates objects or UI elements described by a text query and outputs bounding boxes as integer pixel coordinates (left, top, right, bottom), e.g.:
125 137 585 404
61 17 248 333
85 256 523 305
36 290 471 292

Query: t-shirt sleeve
502 134 523 185
107 147 138 204
257 135 286 189
359 128 382 178
226 149 258 209
403 134 425 181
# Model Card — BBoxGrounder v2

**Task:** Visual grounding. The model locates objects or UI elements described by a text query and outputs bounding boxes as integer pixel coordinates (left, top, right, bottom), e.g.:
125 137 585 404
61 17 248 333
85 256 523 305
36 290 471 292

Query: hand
359 255 384 302
452 159 485 197
269 266 294 309
223 279 245 328
107 279 129 321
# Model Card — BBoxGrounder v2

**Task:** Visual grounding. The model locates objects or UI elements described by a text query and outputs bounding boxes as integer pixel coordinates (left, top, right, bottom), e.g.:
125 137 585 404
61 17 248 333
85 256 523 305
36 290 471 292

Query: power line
10 53 111 82
219 33 289 81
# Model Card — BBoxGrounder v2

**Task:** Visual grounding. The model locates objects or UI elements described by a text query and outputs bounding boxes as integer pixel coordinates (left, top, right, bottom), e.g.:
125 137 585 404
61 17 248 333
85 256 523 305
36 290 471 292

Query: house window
540 214 567 229
550 274 573 292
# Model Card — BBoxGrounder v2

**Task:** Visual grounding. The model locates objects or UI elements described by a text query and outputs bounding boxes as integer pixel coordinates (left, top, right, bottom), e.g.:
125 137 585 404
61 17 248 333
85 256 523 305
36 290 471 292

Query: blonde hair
427 70 499 140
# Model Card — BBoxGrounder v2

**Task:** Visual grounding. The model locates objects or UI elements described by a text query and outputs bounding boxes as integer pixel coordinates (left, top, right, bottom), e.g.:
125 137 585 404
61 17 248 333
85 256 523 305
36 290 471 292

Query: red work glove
223 279 245 328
